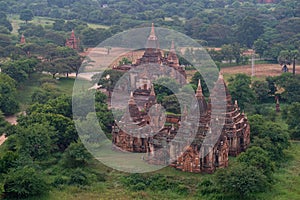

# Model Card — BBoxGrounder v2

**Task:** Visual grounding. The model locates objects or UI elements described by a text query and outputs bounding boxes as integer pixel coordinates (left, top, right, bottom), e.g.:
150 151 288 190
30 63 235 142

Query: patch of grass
56 77 75 96
9 14 109 35
8 15 56 34
258 141 300 200
16 73 47 110
16 74 87 111
87 23 110 29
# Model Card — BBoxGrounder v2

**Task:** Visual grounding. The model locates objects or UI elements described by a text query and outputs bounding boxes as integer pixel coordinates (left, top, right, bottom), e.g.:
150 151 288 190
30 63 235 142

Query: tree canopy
0 74 19 115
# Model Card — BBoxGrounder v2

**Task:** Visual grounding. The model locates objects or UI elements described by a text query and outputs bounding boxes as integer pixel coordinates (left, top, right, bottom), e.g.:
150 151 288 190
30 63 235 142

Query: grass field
8 15 55 34
15 74 75 111
87 23 110 29
8 15 110 35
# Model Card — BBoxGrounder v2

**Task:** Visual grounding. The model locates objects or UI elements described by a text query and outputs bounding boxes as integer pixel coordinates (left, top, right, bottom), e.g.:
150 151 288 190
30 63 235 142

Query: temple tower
20 34 26 44
65 30 79 50
167 41 180 69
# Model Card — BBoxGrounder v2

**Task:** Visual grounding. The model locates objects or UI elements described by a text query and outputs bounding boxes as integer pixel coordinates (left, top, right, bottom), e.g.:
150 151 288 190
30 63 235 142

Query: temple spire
71 29 75 38
218 72 224 80
276 97 280 112
195 79 203 98
234 100 238 107
20 34 26 44
146 23 158 49
167 40 180 68
149 23 157 40
170 40 175 53
150 84 156 96
128 92 136 105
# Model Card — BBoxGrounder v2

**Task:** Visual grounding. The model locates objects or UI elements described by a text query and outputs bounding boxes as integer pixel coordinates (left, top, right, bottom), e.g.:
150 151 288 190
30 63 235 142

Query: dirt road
0 114 19 146
221 64 300 77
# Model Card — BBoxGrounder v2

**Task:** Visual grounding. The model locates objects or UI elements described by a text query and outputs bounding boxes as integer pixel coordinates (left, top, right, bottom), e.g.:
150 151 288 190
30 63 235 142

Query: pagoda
20 34 26 44
65 30 79 50
111 24 250 173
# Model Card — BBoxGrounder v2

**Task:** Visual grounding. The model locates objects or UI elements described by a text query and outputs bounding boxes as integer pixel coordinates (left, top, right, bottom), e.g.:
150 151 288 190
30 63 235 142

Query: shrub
3 166 48 199
68 168 89 186
52 176 69 188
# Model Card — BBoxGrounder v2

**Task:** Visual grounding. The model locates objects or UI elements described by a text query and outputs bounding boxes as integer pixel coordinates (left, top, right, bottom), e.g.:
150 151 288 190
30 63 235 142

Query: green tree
18 112 77 151
252 121 290 162
266 76 277 96
252 80 270 103
248 114 266 139
153 77 181 102
18 123 55 160
1 62 28 83
96 103 114 134
0 111 9 134
0 151 18 174
0 26 10 34
31 83 61 104
228 74 256 110
37 46 81 78
19 24 45 38
0 34 11 47
44 31 66 46
238 146 274 178
236 16 264 48
1 58 39 82
275 73 300 103
3 166 48 198
221 44 235 64
278 50 299 75
20 9 34 24
0 74 19 115
0 12 12 32
161 94 180 114
216 163 270 199
52 19 65 31
283 102 300 139
263 44 282 62
254 39 268 59
62 142 92 168
92 70 125 92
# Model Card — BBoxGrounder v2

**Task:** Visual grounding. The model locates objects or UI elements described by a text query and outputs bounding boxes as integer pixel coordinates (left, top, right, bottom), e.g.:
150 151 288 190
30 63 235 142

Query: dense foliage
0 0 299 199
0 74 19 115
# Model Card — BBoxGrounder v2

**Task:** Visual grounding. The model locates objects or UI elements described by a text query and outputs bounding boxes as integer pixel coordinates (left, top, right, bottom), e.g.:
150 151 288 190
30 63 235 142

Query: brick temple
111 24 250 173
65 30 79 50
20 34 26 44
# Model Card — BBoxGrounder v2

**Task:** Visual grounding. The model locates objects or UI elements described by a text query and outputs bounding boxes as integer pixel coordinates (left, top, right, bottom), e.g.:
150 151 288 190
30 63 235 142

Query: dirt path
0 134 6 146
0 113 20 146
221 64 300 77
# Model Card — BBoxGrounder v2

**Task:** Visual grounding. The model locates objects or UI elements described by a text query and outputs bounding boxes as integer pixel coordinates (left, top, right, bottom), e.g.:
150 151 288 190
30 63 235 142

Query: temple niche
111 24 250 173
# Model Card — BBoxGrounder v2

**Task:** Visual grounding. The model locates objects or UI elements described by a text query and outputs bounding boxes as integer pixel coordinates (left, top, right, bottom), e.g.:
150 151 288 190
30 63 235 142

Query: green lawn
8 15 55 34
16 74 77 111
16 74 46 110
87 23 110 29
56 77 76 96
8 14 109 35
